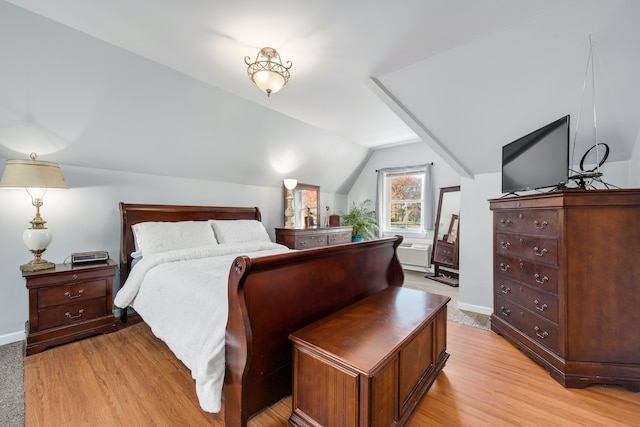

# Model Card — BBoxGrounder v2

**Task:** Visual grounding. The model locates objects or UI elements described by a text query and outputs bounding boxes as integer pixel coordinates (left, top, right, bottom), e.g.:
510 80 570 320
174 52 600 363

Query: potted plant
340 199 379 242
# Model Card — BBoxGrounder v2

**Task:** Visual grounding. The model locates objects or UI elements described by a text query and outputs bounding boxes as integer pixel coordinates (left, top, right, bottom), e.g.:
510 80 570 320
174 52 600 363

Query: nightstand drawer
38 280 107 308
38 297 107 330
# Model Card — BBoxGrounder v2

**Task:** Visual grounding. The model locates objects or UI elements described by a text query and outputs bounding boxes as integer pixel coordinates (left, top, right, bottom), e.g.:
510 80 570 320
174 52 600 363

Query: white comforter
114 242 290 413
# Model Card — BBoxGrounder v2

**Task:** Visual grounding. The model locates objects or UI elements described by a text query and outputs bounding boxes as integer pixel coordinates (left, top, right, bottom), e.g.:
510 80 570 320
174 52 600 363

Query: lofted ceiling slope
0 0 638 193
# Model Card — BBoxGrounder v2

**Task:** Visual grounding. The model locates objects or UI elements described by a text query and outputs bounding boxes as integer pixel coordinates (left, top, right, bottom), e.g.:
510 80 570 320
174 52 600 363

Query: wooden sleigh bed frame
119 203 404 427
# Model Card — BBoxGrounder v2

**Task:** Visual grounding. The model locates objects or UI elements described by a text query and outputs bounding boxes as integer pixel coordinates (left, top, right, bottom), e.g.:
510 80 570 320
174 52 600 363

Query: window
376 164 434 236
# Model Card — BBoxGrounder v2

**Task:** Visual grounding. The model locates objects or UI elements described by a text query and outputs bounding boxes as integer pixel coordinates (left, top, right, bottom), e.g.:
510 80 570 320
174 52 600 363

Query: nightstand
23 259 117 356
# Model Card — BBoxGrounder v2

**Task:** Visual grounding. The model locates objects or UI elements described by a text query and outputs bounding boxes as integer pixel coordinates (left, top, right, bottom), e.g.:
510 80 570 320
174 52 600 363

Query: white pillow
209 220 271 244
132 221 218 256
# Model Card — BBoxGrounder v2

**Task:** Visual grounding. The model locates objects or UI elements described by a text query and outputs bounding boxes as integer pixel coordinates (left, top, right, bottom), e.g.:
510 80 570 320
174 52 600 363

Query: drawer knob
64 290 84 299
500 241 511 250
499 263 511 272
65 309 85 319
533 273 549 284
72 274 78 280
532 247 548 257
500 306 511 316
533 220 548 229
533 300 548 312
500 219 511 227
500 284 511 294
534 326 549 339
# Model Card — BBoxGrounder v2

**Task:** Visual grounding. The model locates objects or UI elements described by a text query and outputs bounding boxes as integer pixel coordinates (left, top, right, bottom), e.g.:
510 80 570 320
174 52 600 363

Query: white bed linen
114 242 290 413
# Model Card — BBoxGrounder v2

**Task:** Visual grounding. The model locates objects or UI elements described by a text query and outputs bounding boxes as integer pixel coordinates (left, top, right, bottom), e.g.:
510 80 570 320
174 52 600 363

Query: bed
115 202 404 427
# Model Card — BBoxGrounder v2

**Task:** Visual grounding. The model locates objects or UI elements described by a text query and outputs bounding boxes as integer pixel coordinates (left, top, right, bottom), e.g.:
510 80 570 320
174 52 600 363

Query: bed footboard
224 236 404 427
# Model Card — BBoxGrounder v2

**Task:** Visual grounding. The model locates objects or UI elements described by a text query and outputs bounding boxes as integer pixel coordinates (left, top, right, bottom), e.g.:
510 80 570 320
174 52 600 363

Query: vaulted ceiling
1 0 638 193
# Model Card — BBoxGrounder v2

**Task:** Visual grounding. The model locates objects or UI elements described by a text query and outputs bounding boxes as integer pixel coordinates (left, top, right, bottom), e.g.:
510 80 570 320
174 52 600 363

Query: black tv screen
501 115 570 194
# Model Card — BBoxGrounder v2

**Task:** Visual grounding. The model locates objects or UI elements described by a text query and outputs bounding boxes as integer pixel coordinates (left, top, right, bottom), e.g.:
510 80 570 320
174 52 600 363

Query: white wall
629 130 640 187
0 162 347 344
458 174 500 314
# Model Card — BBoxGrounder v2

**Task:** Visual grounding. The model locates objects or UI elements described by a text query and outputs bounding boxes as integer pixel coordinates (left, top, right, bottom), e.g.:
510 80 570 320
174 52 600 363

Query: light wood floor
25 320 639 426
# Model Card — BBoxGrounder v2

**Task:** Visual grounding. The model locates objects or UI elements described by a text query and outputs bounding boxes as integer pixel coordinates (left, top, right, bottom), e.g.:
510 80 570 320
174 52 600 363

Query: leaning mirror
283 183 320 227
430 186 460 286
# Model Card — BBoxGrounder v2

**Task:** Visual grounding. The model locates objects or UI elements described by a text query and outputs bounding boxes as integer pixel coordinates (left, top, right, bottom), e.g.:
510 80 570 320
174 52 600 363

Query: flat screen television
501 115 570 194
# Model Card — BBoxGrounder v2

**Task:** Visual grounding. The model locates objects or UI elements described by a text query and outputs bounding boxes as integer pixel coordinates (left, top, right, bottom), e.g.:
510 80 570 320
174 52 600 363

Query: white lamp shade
23 228 52 251
284 179 298 190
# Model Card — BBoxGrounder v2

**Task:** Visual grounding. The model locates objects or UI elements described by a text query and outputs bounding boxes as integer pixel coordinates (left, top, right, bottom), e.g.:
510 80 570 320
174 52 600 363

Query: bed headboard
119 203 262 284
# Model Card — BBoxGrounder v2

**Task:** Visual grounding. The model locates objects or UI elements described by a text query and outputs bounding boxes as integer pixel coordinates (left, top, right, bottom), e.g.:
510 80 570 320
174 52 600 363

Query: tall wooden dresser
489 189 640 390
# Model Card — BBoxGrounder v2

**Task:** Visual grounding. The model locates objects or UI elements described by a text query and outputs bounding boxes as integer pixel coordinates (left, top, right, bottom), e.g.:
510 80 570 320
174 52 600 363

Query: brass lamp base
20 258 55 272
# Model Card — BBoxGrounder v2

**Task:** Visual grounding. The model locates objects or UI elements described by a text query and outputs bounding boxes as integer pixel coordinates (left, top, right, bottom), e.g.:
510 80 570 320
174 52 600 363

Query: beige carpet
402 270 491 331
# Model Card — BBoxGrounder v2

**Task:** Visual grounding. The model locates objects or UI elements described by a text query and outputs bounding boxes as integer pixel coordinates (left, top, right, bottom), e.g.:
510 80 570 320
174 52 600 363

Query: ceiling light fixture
245 47 292 97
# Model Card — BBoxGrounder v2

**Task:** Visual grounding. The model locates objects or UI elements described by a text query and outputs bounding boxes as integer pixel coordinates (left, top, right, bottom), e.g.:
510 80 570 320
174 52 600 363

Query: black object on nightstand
23 259 117 356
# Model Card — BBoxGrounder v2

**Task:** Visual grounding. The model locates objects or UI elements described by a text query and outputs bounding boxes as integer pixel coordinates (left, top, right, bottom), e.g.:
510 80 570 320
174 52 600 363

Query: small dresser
23 260 117 355
489 189 640 389
275 226 352 250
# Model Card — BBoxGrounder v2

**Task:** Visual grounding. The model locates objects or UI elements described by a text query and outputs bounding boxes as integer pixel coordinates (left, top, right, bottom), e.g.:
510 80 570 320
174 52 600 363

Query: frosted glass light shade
284 179 298 190
253 70 286 94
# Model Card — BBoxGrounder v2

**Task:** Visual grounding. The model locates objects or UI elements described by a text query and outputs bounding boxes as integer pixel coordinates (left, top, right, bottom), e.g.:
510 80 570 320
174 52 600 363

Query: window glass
385 172 426 233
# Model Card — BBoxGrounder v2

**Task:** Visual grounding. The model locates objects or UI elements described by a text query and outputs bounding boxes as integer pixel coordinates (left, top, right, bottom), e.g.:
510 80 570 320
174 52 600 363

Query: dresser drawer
494 210 559 236
496 233 558 266
495 294 559 353
495 255 559 294
295 234 327 249
38 280 107 308
327 230 351 245
38 297 108 330
495 278 558 323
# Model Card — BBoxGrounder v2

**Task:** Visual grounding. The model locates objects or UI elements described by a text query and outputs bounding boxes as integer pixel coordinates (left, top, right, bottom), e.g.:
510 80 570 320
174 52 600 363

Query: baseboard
0 330 26 346
457 301 492 316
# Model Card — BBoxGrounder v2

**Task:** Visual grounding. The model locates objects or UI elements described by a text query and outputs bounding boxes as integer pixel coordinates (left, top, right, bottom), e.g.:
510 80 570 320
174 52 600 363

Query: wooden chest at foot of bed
288 286 449 427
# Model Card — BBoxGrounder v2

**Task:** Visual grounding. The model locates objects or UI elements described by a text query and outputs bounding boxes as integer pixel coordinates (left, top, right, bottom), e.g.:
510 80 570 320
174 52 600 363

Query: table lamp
0 153 68 271
283 179 297 228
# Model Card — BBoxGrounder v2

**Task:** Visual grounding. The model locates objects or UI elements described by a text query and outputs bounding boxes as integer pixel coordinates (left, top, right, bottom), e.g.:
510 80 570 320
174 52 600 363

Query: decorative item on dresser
23 259 117 356
489 189 640 390
275 226 352 250
283 182 320 228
